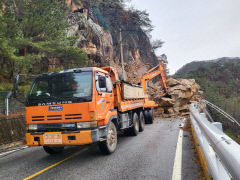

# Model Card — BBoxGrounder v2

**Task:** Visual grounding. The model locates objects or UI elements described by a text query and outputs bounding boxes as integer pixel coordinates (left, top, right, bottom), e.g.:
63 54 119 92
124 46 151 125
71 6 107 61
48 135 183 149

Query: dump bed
121 82 145 99
114 81 146 112
100 66 156 112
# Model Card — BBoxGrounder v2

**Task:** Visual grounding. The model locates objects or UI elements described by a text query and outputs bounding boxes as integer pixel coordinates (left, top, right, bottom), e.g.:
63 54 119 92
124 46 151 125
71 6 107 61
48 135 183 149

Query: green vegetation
175 61 240 139
0 0 159 92
224 129 239 142
0 0 89 83
0 82 29 97
0 83 13 91
18 84 31 96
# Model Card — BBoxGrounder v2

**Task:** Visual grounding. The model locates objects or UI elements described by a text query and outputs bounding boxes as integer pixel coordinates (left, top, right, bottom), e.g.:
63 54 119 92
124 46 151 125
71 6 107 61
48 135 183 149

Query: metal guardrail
0 91 25 115
204 99 240 126
190 103 240 180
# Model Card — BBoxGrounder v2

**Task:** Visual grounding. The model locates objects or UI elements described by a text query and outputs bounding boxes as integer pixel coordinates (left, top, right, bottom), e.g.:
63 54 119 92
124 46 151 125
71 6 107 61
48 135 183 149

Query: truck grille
47 115 62 121
32 116 44 121
32 114 82 121
65 114 82 120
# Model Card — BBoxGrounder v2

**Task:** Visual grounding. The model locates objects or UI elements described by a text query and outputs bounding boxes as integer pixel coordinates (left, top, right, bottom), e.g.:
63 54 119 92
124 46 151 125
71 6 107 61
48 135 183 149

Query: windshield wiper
28 95 91 103
73 96 92 101
56 96 91 102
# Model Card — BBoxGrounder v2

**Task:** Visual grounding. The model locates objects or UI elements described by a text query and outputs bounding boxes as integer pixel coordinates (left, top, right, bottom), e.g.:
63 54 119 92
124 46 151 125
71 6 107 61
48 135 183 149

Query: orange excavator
140 63 168 99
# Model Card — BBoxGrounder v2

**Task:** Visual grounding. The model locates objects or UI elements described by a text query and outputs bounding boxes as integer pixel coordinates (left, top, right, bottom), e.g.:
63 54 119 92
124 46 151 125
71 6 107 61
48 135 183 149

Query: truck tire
43 146 64 154
130 113 139 136
144 109 154 124
144 109 150 124
98 121 117 155
148 108 154 124
139 111 145 132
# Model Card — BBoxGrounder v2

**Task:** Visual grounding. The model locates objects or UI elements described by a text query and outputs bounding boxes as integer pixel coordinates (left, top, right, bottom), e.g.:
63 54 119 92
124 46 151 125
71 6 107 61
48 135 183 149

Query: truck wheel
43 146 64 154
144 109 150 124
130 113 139 136
99 121 117 155
148 108 154 124
139 111 145 132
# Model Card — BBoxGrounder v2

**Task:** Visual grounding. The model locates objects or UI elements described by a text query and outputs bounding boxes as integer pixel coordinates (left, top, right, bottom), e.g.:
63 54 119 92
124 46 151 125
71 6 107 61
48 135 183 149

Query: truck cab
22 66 154 155
25 67 118 154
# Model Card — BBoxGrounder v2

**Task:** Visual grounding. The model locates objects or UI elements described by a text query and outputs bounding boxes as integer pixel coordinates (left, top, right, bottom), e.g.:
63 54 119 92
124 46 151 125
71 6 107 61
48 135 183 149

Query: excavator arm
140 63 168 97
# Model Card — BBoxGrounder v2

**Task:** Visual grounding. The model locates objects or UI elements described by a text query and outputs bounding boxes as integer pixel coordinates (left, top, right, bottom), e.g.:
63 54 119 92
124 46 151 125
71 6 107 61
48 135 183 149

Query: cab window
96 74 107 92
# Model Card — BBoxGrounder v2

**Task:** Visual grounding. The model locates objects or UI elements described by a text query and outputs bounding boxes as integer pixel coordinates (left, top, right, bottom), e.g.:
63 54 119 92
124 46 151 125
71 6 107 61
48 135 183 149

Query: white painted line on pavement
172 127 183 180
0 145 28 158
179 118 186 128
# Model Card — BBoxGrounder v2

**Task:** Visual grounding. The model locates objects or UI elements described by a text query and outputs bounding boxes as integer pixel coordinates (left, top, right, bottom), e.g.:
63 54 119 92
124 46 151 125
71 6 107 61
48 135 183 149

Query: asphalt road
0 118 200 180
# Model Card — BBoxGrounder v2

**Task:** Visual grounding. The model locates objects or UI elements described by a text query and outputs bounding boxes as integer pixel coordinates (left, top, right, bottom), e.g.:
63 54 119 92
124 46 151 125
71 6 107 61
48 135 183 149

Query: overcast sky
127 0 240 74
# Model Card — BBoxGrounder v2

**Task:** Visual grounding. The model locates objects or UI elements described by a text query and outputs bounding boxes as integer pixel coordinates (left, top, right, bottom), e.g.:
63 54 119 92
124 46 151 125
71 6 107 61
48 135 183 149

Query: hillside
0 0 162 86
175 57 240 75
175 58 240 139
0 0 164 114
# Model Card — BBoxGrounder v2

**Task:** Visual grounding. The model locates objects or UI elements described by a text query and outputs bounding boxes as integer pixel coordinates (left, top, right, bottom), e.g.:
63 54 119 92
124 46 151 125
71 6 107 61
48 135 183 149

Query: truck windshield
27 72 92 105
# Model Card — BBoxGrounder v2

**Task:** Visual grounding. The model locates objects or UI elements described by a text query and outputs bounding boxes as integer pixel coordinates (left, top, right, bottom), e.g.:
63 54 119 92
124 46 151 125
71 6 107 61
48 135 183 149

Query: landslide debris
154 78 203 118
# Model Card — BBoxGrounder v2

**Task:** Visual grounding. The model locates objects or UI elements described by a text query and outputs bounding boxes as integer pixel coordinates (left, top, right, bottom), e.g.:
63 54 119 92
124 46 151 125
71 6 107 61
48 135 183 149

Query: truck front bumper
26 129 100 146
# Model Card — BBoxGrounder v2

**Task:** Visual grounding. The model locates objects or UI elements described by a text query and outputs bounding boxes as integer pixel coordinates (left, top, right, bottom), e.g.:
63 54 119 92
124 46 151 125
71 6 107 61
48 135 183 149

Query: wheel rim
107 123 117 152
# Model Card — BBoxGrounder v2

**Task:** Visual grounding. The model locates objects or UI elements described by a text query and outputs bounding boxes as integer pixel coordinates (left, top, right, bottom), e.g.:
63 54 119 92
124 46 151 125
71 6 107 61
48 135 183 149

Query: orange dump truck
22 66 157 154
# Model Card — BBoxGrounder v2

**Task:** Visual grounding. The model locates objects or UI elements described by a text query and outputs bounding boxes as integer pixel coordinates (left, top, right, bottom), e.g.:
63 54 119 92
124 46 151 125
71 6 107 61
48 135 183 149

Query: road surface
0 118 200 180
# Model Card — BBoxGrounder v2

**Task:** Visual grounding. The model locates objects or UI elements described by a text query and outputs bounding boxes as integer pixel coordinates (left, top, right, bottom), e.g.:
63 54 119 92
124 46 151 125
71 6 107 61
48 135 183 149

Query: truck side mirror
13 74 19 98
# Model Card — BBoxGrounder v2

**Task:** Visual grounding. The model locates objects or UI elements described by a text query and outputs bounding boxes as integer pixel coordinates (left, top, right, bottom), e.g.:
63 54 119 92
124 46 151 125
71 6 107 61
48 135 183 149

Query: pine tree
0 0 89 80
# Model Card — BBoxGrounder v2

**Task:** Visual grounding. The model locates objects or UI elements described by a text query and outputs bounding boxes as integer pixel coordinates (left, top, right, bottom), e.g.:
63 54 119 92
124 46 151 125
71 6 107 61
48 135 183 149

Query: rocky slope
0 0 166 115
64 0 161 83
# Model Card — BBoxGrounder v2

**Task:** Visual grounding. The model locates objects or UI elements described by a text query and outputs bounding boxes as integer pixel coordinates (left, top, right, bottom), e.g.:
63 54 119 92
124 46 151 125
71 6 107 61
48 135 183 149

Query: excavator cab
140 63 168 99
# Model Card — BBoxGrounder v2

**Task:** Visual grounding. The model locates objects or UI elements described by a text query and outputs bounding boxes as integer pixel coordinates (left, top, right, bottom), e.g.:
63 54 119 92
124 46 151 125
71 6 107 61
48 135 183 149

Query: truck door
95 72 114 120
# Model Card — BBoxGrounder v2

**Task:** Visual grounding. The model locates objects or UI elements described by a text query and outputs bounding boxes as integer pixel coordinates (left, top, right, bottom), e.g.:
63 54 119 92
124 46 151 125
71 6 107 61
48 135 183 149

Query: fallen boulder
155 78 202 117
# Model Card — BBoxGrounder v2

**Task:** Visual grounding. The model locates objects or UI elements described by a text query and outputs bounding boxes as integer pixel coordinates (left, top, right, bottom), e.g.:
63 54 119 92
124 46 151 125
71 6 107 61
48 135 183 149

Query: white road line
0 145 28 158
172 127 183 180
179 118 186 128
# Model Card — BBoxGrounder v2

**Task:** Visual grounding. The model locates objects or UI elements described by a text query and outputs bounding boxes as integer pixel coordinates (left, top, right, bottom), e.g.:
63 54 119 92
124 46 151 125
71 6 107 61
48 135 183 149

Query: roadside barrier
190 103 240 180
0 115 25 145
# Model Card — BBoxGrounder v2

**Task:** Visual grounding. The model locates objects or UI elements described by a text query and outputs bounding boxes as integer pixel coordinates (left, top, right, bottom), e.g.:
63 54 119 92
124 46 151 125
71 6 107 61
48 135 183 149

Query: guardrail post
212 122 223 132
5 91 12 116
5 97 9 116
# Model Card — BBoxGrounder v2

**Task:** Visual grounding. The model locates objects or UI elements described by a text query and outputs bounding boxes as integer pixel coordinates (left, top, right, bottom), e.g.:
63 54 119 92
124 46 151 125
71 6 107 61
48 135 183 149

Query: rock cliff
65 0 161 83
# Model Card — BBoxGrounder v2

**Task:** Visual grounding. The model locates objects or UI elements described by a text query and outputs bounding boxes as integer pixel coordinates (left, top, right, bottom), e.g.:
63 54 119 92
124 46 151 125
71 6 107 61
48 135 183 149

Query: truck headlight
28 124 38 130
76 121 97 129
62 123 76 128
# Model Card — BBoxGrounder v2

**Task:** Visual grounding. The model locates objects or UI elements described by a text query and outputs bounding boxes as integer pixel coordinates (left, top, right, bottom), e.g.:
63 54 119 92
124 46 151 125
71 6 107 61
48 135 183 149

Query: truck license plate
43 134 62 145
